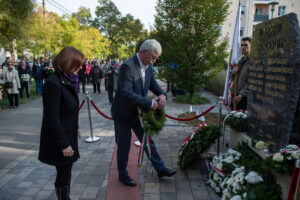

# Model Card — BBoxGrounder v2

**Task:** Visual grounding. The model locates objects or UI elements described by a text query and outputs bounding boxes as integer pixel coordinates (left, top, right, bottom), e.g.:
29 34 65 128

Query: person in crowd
78 61 86 93
32 58 44 95
102 58 110 91
84 58 91 85
46 58 53 67
111 39 176 187
4 61 21 108
89 60 103 94
38 46 85 200
40 57 46 68
18 60 31 98
231 37 251 110
1 56 11 70
107 59 119 104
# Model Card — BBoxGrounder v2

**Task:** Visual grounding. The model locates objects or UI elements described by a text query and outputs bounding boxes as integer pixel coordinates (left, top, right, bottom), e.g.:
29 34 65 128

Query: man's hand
151 99 158 110
233 95 242 104
62 146 74 157
155 94 167 109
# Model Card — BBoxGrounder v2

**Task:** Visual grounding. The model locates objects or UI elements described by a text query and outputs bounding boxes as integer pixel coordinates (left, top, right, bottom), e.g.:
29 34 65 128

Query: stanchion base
84 136 101 143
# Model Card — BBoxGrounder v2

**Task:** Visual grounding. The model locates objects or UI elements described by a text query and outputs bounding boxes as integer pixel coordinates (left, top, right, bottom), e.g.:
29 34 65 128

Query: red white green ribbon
209 162 225 177
182 122 207 146
279 147 300 154
138 132 152 171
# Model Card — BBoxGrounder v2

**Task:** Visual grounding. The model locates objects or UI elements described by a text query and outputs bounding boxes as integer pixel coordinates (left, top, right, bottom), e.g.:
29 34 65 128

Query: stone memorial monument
247 13 300 151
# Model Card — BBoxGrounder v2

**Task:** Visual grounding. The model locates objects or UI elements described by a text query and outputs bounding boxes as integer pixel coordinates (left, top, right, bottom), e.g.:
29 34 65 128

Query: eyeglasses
151 55 158 60
241 44 248 47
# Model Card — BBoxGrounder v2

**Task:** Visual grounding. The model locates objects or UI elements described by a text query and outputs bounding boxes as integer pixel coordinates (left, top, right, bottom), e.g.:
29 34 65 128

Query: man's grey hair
139 39 162 55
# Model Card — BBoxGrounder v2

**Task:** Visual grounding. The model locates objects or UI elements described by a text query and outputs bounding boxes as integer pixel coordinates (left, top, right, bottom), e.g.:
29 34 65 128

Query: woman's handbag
4 81 13 88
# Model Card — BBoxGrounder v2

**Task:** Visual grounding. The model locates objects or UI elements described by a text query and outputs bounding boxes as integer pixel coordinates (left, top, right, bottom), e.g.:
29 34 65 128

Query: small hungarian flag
223 3 241 107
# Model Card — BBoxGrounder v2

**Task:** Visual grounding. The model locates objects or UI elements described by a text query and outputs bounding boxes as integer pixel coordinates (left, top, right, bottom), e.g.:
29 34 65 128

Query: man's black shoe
119 176 137 186
158 168 177 178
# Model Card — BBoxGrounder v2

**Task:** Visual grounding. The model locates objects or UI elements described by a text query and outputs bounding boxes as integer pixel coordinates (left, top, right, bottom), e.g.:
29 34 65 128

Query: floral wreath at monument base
178 124 222 169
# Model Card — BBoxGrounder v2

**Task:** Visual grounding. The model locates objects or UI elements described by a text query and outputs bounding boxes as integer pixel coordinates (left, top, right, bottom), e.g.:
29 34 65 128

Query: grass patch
173 93 210 105
205 69 226 97
0 80 40 110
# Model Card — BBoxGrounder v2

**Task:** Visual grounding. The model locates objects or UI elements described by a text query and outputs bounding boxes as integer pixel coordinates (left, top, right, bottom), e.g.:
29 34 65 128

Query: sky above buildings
37 0 157 30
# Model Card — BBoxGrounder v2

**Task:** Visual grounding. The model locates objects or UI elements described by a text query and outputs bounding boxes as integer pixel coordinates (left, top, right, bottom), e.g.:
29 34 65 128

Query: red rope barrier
88 97 216 122
90 99 113 120
165 105 215 121
79 100 85 111
288 167 300 200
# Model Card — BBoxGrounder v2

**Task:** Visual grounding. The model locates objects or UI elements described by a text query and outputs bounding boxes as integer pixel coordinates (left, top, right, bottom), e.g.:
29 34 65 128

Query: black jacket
32 63 44 80
78 64 86 83
38 72 80 166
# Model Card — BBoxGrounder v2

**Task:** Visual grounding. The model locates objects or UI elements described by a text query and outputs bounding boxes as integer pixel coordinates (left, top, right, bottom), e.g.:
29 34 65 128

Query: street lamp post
269 1 279 19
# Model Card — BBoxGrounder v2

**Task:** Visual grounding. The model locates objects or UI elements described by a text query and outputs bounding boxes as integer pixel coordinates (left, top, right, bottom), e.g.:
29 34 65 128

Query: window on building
255 8 263 15
217 26 222 37
278 6 286 16
240 27 245 37
241 6 246 15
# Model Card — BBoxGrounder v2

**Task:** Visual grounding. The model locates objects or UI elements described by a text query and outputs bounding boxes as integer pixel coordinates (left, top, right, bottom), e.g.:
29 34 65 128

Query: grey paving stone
176 193 194 200
175 179 192 193
160 192 176 200
192 190 211 200
144 182 160 194
144 193 160 200
34 190 53 200
80 186 99 198
159 180 175 193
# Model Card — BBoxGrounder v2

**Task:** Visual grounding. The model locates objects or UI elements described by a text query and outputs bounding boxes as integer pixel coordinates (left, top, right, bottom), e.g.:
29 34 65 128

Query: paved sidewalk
0 80 224 200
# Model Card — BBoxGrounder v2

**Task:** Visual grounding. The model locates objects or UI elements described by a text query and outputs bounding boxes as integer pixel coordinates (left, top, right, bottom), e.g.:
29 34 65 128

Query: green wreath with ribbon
140 108 166 135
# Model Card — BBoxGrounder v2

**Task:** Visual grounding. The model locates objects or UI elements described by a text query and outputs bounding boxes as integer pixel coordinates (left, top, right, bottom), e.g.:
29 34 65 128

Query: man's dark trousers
114 119 165 178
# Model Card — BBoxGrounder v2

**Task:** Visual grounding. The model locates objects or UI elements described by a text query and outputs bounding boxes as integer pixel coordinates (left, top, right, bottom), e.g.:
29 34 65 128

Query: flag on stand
222 3 241 107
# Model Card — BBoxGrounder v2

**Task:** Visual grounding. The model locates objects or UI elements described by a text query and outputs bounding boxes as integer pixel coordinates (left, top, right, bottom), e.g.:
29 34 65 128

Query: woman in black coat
38 46 85 200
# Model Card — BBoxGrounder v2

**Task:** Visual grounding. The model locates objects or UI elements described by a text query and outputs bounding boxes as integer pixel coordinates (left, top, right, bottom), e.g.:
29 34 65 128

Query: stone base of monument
223 126 292 200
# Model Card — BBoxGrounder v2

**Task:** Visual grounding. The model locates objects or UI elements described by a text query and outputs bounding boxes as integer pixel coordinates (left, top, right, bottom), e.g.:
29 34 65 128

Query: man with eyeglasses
232 37 252 110
111 39 176 187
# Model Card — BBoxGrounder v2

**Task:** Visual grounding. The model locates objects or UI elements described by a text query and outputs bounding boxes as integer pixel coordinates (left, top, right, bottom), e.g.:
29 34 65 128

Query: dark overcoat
111 54 166 126
38 72 80 166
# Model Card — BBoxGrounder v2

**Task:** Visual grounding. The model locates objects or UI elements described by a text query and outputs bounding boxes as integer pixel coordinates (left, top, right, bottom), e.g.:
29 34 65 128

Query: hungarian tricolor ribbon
209 162 225 177
182 122 207 146
138 132 153 173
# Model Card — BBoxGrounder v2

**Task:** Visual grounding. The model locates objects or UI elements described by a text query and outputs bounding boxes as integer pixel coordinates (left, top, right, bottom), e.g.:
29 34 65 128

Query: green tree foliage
93 0 145 58
17 6 110 59
72 6 92 28
0 0 33 48
154 0 229 98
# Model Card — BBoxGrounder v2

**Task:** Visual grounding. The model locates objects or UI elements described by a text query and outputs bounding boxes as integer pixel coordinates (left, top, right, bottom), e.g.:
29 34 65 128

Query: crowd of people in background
0 56 123 109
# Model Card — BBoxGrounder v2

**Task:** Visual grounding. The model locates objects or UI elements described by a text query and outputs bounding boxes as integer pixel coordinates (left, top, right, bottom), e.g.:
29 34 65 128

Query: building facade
221 0 300 48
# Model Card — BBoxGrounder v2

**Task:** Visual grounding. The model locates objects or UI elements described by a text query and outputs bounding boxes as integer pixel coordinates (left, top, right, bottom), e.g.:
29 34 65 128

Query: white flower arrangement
208 148 267 200
230 195 242 200
255 140 265 150
292 151 299 160
245 171 263 184
273 153 284 162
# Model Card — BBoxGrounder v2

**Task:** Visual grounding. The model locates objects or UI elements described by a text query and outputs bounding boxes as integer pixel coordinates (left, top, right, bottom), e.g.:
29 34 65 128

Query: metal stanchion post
217 97 223 155
84 92 100 143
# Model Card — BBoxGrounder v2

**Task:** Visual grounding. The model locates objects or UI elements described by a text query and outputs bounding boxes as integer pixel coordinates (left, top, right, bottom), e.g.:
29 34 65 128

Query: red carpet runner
106 132 140 200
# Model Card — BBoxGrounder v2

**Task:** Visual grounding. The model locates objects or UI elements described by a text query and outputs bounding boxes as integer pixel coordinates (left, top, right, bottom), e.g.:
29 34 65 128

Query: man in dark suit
111 39 176 187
